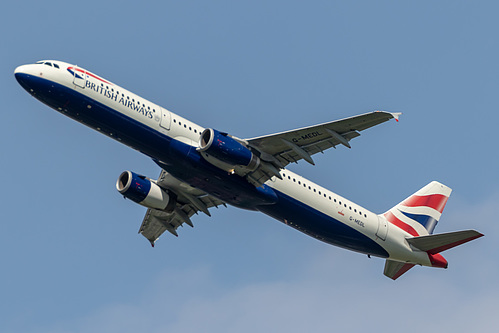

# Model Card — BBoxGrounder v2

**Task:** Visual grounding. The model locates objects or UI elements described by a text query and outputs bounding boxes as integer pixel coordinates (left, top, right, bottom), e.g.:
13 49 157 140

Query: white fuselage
14 60 433 267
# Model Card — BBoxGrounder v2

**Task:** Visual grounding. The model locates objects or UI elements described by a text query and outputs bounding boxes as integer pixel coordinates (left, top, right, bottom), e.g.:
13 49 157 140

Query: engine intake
198 128 260 173
116 171 175 211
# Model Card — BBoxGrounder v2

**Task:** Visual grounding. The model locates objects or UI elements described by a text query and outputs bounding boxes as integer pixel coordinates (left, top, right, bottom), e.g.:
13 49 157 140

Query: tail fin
383 181 452 236
382 181 484 280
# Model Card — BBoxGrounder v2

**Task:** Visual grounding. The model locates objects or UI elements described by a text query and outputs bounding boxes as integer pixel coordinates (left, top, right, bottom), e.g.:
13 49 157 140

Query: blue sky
2 1 498 332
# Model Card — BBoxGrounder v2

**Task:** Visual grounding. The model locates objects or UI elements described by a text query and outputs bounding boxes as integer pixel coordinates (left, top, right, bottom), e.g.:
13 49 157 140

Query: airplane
14 60 483 280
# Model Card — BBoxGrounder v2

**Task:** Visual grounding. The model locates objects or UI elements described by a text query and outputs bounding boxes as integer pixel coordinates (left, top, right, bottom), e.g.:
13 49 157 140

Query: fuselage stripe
67 66 112 85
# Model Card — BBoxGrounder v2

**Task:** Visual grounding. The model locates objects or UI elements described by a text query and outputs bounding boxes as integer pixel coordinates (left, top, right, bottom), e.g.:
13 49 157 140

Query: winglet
391 112 402 122
375 110 402 122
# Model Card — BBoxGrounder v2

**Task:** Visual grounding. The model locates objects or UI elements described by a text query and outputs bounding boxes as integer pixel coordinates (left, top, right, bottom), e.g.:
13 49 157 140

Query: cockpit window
35 61 58 68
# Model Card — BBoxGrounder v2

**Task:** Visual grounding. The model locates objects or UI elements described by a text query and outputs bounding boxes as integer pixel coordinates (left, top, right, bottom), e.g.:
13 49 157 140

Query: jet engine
197 128 260 174
116 171 175 211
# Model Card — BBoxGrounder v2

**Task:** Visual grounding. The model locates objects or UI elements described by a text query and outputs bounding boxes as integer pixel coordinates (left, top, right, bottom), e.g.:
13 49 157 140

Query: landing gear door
376 215 388 241
159 107 171 130
72 65 86 88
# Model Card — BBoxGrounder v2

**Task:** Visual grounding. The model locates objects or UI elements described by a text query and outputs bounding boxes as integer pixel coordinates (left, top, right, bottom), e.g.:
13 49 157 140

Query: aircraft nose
14 65 26 80
14 64 37 92
14 64 33 77
14 64 26 74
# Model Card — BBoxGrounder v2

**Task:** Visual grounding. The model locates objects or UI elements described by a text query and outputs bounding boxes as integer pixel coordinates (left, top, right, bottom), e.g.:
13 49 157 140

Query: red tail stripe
402 194 449 213
384 211 419 237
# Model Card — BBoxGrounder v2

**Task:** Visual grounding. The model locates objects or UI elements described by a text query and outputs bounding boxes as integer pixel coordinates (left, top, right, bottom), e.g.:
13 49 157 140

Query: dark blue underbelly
257 190 389 258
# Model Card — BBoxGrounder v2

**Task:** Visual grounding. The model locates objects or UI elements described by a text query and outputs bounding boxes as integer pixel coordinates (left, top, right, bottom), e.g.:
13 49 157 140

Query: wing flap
138 169 226 246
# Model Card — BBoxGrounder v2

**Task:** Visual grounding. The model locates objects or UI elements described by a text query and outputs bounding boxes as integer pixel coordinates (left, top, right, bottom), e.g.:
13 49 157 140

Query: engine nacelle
197 128 260 173
116 171 175 211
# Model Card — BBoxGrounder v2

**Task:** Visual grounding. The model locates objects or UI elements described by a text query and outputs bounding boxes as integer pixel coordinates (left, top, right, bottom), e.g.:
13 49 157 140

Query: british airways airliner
15 60 483 280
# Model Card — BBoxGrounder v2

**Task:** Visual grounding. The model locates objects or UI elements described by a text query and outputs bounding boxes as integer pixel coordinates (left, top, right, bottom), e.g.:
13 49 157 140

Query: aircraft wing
244 111 400 186
138 169 226 246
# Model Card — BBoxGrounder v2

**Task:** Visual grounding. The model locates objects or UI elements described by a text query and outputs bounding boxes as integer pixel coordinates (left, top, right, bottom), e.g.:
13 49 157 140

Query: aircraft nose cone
14 65 26 88
14 65 32 91
14 64 26 74
14 65 26 80
14 64 32 79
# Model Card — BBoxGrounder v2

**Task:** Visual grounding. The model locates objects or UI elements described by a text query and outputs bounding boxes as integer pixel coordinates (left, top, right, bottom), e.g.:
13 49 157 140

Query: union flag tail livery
382 181 483 280
384 181 451 237
14 60 483 280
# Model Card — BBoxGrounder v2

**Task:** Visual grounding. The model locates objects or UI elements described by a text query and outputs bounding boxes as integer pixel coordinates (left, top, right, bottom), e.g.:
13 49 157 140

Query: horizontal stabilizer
384 260 415 280
406 230 483 254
